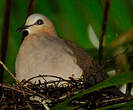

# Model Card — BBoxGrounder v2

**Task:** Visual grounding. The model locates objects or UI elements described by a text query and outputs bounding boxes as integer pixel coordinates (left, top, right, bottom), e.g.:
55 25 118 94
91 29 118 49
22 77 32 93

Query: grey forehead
29 14 45 19
25 13 46 24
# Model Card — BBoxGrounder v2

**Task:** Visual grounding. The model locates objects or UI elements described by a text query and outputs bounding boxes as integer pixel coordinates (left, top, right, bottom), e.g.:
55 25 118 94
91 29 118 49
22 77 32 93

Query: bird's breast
15 35 83 81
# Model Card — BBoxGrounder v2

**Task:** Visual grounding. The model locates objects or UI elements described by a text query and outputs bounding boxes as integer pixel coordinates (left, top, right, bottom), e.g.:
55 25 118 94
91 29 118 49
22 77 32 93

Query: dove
16 13 107 84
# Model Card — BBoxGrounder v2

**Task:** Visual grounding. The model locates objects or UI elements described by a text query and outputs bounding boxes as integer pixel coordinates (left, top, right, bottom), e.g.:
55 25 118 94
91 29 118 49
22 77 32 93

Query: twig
0 0 12 83
26 0 36 18
98 0 111 65
0 60 50 100
24 75 68 84
0 61 39 102
27 102 33 110
0 61 20 84
0 83 32 95
0 82 47 100
21 0 36 42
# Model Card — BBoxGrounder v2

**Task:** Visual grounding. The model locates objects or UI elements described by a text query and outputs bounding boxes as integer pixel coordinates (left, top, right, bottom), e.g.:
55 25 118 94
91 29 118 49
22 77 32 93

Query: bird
16 13 108 85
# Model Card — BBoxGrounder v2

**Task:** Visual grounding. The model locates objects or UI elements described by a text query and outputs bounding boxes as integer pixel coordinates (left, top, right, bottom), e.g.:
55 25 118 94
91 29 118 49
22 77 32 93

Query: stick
0 61 20 84
0 0 12 83
21 0 36 42
0 83 32 95
26 0 36 18
98 0 111 65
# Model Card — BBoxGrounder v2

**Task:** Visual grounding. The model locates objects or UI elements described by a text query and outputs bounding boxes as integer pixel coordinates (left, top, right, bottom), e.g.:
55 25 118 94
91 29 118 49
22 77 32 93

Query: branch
98 0 111 65
0 83 32 95
26 0 36 18
21 0 36 42
0 61 19 83
0 0 12 83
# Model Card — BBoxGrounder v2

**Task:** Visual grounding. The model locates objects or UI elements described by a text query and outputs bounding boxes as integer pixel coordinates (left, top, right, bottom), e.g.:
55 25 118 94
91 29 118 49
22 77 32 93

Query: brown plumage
64 40 108 85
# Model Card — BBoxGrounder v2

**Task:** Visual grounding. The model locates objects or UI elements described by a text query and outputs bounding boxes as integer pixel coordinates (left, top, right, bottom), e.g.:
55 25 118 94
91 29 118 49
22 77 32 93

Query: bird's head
17 13 57 37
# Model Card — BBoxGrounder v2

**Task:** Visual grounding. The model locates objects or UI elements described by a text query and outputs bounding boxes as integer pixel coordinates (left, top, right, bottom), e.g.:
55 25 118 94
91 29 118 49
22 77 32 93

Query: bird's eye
36 19 44 25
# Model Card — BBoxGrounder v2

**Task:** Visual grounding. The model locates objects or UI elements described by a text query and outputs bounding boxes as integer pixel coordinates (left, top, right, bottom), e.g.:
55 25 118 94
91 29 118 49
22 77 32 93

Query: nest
1 74 133 110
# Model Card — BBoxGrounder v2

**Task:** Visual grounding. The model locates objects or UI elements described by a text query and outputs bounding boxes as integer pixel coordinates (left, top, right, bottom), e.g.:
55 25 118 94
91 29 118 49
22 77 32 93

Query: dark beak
17 25 33 32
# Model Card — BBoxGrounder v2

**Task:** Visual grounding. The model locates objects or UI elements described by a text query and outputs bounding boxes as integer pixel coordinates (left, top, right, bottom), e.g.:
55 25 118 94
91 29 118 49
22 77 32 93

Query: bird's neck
29 26 58 37
41 28 57 37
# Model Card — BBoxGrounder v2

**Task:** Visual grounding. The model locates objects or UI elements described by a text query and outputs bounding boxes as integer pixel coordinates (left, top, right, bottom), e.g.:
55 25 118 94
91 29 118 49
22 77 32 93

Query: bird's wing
64 40 108 85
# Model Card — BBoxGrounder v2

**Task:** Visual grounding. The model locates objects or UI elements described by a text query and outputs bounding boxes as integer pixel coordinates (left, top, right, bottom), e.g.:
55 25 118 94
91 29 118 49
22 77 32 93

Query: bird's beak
17 25 33 32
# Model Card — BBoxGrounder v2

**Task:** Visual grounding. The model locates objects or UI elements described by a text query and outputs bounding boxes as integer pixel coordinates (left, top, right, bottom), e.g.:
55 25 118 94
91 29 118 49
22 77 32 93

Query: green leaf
52 72 133 110
97 100 133 110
